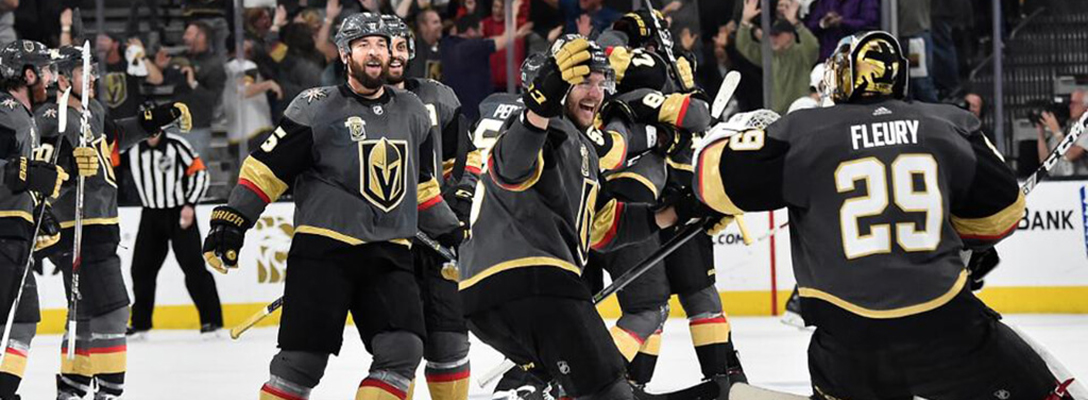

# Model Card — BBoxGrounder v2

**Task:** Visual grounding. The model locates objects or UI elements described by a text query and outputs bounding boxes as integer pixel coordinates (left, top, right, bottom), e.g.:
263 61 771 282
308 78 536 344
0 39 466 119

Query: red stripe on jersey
239 179 271 203
958 221 1018 241
418 195 443 211
676 96 691 126
592 202 625 250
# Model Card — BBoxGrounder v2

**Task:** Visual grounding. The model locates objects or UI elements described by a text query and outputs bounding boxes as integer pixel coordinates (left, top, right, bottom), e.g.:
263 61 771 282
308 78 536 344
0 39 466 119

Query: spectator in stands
92 33 167 119
542 0 621 37
931 1 972 99
223 34 280 150
965 92 983 119
803 0 879 60
736 0 819 114
483 0 530 91
182 0 231 56
0 0 16 46
273 22 324 117
440 13 532 122
1038 90 1088 176
167 21 227 158
898 0 937 103
409 8 444 80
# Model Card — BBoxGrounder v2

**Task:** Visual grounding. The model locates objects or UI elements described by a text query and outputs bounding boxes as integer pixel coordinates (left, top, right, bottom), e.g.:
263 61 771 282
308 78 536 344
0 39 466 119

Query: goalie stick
0 88 72 367
229 231 455 340
66 41 92 361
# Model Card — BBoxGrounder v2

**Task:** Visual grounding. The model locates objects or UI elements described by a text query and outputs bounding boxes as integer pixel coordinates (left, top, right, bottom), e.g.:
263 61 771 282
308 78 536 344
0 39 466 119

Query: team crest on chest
358 137 409 213
344 116 367 141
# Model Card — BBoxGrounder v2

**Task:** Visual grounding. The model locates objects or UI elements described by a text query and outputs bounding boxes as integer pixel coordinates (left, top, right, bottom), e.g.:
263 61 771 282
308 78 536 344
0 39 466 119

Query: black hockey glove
435 223 467 250
140 102 192 134
3 157 69 199
203 206 253 274
443 189 474 225
33 201 62 255
660 188 737 235
967 248 1001 291
522 38 593 118
612 11 657 48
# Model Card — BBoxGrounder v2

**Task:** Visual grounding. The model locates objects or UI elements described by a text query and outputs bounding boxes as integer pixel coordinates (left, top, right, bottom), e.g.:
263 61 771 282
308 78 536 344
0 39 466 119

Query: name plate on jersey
850 119 919 150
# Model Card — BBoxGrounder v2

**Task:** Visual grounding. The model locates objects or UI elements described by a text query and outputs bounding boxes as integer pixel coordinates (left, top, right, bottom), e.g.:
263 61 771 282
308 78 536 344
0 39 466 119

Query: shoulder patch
301 87 329 104
42 108 58 119
1 98 17 110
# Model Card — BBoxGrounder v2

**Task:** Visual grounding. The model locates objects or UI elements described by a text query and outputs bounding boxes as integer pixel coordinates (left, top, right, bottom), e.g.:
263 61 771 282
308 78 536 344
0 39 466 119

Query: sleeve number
261 127 288 152
729 129 765 151
631 52 656 67
836 154 942 259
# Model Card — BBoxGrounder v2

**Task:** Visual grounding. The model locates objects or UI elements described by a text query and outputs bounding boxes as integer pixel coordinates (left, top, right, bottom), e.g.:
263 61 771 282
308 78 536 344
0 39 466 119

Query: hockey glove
436 222 467 249
3 157 69 199
663 189 735 235
627 92 693 127
72 146 99 177
676 56 696 91
34 202 61 253
444 189 474 225
612 12 656 48
203 206 252 274
967 248 1001 291
523 39 593 118
141 102 193 134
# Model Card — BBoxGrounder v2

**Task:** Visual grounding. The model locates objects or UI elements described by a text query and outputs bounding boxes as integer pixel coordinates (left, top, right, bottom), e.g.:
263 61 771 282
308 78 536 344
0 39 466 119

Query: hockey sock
611 304 667 362
424 331 470 400
424 357 470 400
688 314 733 379
261 375 313 400
263 351 329 400
627 330 662 385
356 371 413 400
0 337 31 398
609 326 645 362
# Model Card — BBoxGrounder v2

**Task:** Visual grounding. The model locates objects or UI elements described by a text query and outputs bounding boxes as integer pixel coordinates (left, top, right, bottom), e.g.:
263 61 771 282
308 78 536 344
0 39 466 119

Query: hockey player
38 44 192 400
459 35 681 399
693 31 1073 399
201 12 461 400
0 39 65 400
600 13 749 388
383 14 475 400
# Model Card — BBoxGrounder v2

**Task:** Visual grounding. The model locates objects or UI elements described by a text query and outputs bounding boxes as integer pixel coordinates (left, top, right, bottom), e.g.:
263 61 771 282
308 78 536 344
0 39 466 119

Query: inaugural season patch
359 137 409 213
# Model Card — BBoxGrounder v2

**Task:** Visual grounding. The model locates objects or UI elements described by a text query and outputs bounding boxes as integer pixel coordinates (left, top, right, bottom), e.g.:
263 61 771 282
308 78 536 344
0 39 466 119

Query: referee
127 132 223 337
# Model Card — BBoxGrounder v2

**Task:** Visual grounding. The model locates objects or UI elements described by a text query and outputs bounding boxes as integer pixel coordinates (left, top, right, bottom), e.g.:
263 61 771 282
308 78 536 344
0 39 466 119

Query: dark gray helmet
335 12 390 54
0 40 55 80
381 14 415 60
53 45 98 77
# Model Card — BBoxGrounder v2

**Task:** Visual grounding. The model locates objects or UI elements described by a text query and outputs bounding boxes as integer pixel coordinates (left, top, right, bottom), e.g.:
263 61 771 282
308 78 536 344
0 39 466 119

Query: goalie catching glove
523 37 594 118
3 157 68 198
203 206 252 274
140 102 192 134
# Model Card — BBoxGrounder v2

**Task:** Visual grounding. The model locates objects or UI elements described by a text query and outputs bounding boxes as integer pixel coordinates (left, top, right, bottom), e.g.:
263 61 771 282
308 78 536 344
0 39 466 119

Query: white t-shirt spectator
222 58 273 143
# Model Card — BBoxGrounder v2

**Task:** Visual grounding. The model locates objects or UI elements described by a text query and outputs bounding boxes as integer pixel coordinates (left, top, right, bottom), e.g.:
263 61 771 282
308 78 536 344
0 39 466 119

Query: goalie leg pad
424 331 470 400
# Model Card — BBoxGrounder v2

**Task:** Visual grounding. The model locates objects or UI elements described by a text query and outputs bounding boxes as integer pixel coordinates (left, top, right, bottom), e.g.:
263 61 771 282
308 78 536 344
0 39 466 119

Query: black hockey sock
627 330 661 385
95 372 124 398
0 373 21 399
57 373 92 398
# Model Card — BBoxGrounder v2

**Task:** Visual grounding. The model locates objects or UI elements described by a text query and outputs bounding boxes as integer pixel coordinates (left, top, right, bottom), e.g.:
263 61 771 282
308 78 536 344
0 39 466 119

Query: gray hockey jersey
0 92 39 238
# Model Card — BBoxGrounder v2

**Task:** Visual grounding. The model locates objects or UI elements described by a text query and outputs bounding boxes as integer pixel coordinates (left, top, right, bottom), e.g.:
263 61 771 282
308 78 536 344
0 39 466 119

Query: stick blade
713 71 742 121
57 88 71 132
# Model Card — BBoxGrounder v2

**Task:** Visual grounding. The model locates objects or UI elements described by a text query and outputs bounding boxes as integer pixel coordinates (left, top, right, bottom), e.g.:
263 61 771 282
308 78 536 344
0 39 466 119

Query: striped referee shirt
128 133 209 208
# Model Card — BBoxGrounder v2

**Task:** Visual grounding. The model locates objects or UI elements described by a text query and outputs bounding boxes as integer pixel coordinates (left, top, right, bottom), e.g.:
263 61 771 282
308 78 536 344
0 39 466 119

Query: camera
1026 97 1070 126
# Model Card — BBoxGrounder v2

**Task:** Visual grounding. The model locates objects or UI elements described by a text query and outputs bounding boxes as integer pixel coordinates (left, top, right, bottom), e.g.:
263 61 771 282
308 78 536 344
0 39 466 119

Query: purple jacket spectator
804 0 880 60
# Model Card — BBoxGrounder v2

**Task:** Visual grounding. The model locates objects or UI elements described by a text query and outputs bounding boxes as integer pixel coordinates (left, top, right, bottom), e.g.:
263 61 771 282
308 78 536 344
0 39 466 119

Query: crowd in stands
0 0 1082 203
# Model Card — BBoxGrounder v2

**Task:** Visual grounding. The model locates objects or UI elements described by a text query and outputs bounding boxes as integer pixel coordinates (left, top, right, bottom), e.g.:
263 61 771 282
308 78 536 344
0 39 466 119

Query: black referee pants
130 207 223 331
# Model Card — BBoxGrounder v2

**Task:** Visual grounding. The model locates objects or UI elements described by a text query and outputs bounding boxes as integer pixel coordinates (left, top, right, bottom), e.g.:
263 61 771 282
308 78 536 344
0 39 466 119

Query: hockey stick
229 231 456 340
1022 111 1088 196
0 88 72 367
641 0 683 88
711 71 741 122
66 41 92 360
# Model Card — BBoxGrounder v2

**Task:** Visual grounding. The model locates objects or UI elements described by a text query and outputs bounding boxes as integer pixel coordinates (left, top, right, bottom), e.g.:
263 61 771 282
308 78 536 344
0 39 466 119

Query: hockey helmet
552 34 615 94
53 45 99 78
0 40 56 80
520 52 548 91
335 12 390 54
382 14 415 60
823 31 908 103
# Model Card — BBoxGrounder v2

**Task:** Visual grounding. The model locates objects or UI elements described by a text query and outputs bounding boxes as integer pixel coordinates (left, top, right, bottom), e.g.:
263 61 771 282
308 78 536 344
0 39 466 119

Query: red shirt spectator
482 0 529 90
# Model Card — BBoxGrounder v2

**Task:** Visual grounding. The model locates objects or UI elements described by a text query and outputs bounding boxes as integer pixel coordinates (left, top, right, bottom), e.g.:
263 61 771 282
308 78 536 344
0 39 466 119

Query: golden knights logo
359 137 409 212
253 215 294 284
344 116 366 141
104 72 128 108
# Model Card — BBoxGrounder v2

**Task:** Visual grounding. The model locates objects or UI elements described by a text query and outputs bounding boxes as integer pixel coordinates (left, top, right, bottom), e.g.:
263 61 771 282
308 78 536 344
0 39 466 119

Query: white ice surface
15 315 1088 399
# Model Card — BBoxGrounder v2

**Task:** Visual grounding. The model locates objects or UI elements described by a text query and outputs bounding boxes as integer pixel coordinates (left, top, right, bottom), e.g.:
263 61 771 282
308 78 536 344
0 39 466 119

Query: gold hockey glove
73 146 98 177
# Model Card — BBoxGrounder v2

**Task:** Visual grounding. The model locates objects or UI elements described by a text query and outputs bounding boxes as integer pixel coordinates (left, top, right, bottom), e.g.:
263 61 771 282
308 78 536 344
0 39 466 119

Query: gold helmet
823 31 908 103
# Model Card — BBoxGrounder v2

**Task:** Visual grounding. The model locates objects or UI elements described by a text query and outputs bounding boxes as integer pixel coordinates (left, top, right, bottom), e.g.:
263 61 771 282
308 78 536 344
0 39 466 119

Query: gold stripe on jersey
490 152 544 192
798 269 968 319
695 140 743 215
590 199 621 249
951 191 1026 240
60 217 120 229
659 93 688 126
665 157 693 172
0 210 33 223
239 157 289 203
599 130 627 171
606 171 659 199
466 149 483 173
418 177 441 205
295 225 412 248
458 256 581 291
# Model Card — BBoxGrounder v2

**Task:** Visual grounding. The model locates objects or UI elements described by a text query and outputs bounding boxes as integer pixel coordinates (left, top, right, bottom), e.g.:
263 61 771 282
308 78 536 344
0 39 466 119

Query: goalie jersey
227 85 459 248
694 100 1025 318
0 92 39 238
459 115 659 314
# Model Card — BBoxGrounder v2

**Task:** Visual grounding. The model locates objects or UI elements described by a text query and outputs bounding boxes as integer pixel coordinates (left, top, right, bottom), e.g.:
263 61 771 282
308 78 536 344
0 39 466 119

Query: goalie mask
693 109 782 164
823 31 908 103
